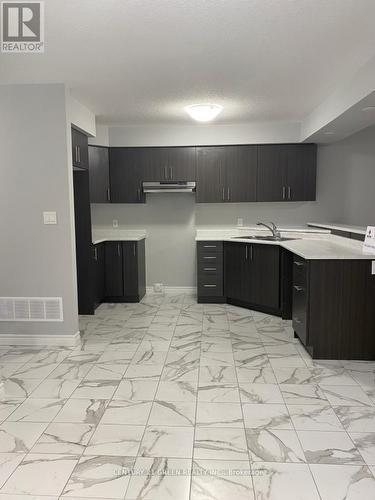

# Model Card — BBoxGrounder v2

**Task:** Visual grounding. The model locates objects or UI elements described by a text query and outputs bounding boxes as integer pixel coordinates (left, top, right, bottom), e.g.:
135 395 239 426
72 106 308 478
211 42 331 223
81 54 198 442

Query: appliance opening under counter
142 181 196 193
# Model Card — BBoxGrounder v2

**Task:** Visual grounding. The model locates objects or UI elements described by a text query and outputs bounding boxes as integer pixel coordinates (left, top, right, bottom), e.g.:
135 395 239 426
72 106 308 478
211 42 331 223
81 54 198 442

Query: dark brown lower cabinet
105 240 146 302
292 256 375 359
93 243 105 306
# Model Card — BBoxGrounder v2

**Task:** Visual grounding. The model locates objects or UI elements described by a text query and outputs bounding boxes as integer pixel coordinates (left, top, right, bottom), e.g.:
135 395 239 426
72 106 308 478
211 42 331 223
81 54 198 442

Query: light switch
113 219 119 228
43 211 57 225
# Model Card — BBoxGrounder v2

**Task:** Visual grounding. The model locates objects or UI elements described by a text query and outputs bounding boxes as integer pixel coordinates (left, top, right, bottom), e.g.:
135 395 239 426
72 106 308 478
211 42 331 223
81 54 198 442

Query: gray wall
0 84 79 337
318 125 375 226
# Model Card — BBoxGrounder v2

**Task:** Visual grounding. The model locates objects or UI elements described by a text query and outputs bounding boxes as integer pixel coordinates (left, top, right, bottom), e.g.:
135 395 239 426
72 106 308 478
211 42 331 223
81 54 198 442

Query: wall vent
0 297 63 322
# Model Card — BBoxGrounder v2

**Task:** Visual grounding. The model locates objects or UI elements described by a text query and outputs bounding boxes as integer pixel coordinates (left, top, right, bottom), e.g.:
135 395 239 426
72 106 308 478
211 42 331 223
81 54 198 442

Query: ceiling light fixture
185 103 223 122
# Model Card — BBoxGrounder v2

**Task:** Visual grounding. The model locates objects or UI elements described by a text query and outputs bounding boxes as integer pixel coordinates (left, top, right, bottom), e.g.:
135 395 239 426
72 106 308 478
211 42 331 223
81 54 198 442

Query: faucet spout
256 222 281 239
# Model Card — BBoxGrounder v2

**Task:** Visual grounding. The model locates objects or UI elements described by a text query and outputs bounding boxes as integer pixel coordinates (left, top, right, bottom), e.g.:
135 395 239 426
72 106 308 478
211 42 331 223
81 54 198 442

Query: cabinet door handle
117 244 121 257
204 267 217 271
133 243 136 256
250 245 253 260
293 285 304 292
137 188 141 201
203 256 216 260
170 167 173 179
222 187 225 201
203 245 217 248
245 246 248 260
164 166 167 180
107 188 111 202
94 247 98 261
288 186 291 200
282 186 286 200
227 187 230 201
294 316 302 324
77 146 81 164
293 261 305 267
203 284 217 288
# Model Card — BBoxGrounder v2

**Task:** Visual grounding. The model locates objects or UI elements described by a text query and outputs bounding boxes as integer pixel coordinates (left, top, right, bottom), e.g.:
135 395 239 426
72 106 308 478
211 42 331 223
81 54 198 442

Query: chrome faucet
256 222 281 239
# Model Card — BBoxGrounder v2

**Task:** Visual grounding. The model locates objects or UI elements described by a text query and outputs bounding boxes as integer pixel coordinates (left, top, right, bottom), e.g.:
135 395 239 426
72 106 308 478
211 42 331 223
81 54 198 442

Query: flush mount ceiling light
185 103 223 122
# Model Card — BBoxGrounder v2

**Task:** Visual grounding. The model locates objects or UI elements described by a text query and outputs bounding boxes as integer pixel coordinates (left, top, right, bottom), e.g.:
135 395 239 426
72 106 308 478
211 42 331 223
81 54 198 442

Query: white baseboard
0 331 81 347
146 286 196 295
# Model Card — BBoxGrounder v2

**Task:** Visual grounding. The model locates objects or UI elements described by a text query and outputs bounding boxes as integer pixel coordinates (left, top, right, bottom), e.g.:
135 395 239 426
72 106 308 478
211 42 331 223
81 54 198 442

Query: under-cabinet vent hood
142 181 196 193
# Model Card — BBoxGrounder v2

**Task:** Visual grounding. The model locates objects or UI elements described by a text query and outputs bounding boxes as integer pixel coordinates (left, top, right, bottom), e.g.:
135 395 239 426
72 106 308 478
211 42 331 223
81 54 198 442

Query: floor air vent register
0 297 63 322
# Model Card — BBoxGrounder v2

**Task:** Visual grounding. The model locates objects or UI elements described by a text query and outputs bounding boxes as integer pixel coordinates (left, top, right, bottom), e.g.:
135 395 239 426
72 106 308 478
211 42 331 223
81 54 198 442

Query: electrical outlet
112 219 119 228
237 218 244 227
43 211 57 225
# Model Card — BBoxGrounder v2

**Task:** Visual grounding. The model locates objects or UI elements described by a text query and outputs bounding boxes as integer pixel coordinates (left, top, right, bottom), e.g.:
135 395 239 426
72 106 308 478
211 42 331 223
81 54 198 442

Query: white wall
68 95 96 137
0 84 79 338
89 124 110 147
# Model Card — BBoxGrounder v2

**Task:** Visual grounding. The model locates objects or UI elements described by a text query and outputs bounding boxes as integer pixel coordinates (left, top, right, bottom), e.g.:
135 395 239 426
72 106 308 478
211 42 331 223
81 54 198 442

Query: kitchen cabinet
196 146 257 203
88 146 110 203
197 241 224 302
93 243 105 306
72 128 89 170
104 240 146 302
143 147 196 181
73 169 94 315
292 256 375 359
257 144 316 202
224 241 280 312
109 148 146 203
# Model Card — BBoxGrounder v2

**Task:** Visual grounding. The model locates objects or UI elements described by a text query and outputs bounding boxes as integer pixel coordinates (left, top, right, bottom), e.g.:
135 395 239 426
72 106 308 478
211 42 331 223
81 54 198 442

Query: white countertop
196 227 375 260
308 222 367 235
92 229 147 245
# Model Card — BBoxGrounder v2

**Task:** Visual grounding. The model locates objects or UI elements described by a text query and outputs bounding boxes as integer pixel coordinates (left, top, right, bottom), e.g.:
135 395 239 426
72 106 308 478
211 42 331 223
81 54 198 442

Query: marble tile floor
0 293 374 498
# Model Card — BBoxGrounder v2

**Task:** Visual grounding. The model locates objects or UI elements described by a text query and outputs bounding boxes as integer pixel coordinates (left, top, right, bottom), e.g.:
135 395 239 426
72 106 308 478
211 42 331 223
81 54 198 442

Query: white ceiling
1 0 375 127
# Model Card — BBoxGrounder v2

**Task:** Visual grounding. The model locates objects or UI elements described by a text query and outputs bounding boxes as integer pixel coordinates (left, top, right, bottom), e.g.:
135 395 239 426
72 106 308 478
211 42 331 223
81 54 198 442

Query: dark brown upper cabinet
71 128 89 170
109 148 146 203
196 145 257 203
143 147 196 181
257 144 317 202
88 146 110 203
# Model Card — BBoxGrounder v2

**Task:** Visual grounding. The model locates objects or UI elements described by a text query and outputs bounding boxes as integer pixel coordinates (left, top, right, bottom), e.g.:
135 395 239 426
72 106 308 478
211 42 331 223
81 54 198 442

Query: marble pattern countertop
92 229 147 245
308 222 367 235
196 227 375 260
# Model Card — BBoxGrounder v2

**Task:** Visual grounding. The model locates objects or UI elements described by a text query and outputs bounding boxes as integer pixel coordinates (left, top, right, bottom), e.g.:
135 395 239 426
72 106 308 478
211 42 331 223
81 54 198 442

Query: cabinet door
250 244 280 309
168 147 196 181
225 146 257 202
257 145 287 201
72 128 88 169
143 148 169 181
94 243 105 305
109 148 146 203
286 144 317 201
225 242 247 301
123 241 139 297
196 147 226 203
105 242 124 297
88 146 110 203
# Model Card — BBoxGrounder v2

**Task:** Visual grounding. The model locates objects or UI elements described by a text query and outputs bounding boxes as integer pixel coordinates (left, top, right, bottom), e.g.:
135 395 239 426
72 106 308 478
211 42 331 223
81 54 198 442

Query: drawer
198 275 223 296
197 241 223 254
293 256 308 287
198 261 223 275
292 284 308 346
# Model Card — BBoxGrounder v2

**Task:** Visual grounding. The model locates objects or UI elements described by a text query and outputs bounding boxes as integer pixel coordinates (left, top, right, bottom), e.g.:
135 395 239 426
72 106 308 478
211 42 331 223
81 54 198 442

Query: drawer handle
293 261 305 267
293 285 304 292
203 245 217 248
203 256 216 259
293 317 302 324
203 284 217 288
204 267 217 271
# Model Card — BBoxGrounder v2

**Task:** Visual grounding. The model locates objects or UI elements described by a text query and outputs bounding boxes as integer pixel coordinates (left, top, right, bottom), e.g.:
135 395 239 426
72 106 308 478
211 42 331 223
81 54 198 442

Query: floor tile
239 383 283 404
194 427 248 460
139 426 194 458
198 383 240 403
101 400 152 425
62 455 134 498
71 380 119 399
125 364 164 380
0 399 24 423
29 379 81 398
84 364 128 380
32 423 95 454
350 432 375 465
274 367 358 385
196 402 243 427
0 422 48 452
252 461 320 499
155 381 197 402
131 349 168 365
3 378 44 398
297 430 364 464
310 463 375 500
280 384 328 405
199 366 237 383
191 459 254 500
112 379 158 401
54 399 108 425
236 366 277 384
321 385 374 406
242 403 293 430
1 453 79 496
287 404 345 431
148 401 196 426
125 457 191 500
0 452 25 487
334 406 375 432
84 424 144 456
47 362 94 380
246 428 306 463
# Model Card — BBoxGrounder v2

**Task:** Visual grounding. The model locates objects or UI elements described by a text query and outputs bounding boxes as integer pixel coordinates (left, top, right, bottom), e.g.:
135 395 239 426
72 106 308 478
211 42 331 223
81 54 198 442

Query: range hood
142 181 196 193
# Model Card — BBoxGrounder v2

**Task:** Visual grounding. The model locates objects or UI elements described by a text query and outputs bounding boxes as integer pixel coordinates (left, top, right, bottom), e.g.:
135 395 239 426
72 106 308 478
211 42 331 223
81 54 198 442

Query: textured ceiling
1 0 375 125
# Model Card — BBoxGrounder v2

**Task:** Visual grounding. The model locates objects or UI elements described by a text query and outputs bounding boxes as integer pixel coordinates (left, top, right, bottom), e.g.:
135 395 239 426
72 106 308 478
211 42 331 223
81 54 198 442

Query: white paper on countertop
363 226 375 255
